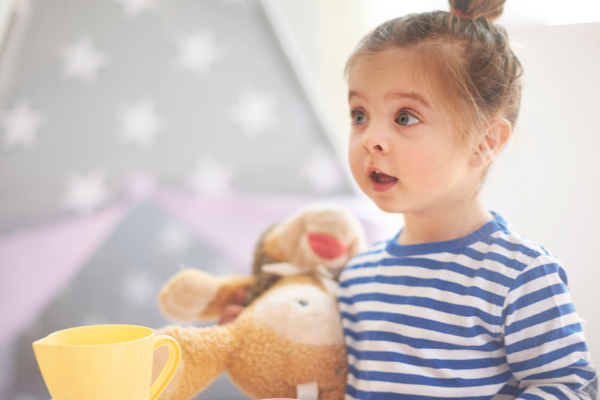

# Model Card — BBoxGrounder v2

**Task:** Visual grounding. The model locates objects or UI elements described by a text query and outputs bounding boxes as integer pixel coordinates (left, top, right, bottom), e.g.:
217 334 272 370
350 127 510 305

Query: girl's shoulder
469 220 569 292
478 223 562 272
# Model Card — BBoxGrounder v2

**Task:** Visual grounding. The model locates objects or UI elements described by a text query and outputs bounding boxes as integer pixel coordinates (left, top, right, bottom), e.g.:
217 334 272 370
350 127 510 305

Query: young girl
219 0 598 398
338 0 597 399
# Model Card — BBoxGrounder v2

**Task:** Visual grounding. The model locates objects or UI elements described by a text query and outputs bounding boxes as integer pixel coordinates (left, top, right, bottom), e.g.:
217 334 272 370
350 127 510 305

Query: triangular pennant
0 202 130 350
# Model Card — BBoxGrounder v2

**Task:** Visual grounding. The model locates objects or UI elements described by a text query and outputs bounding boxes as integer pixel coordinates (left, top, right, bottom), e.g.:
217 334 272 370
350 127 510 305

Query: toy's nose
307 232 348 260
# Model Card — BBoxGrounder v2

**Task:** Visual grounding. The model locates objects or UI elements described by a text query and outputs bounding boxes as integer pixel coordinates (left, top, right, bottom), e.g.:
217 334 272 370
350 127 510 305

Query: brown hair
346 0 523 178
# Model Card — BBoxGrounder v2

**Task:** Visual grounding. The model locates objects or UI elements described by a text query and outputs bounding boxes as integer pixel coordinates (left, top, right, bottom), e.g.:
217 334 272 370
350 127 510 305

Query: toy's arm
158 268 255 322
153 324 236 400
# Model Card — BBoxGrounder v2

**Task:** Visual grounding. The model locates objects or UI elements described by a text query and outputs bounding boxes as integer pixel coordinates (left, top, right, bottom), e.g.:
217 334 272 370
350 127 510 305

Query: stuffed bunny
153 202 366 400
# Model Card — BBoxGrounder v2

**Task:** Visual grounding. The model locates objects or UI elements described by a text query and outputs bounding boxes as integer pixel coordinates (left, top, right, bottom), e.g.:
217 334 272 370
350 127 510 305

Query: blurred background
0 0 598 399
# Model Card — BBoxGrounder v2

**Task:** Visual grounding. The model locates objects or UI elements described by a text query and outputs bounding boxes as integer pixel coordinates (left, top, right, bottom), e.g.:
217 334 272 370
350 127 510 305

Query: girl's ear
471 118 511 168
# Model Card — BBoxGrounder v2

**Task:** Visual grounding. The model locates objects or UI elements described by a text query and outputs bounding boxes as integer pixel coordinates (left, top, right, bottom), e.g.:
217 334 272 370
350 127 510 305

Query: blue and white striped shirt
338 211 597 399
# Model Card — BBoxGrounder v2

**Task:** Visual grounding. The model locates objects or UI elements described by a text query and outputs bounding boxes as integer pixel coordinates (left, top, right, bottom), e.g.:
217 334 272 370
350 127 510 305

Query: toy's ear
158 269 220 322
263 210 309 263
262 226 286 261
263 203 368 271
159 268 255 322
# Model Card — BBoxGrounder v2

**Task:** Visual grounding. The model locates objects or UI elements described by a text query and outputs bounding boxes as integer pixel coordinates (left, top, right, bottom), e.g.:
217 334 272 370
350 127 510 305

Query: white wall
483 22 600 361
274 0 369 157
0 0 15 51
276 0 600 363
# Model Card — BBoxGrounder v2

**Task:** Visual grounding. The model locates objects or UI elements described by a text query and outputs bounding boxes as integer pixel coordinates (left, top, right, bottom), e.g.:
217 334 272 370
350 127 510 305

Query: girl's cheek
402 147 449 190
348 142 365 181
405 146 444 175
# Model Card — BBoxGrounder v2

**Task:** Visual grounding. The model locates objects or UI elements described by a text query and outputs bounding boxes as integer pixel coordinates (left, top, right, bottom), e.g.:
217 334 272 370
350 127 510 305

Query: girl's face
347 48 480 215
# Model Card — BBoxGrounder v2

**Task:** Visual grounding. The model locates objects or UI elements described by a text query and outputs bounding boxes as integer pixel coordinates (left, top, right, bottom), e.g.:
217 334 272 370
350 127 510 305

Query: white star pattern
175 31 222 76
1 100 45 150
186 157 235 196
59 36 108 85
117 98 166 147
159 222 192 255
301 149 343 193
120 270 155 307
0 1 367 393
111 0 159 18
63 170 111 213
231 89 277 139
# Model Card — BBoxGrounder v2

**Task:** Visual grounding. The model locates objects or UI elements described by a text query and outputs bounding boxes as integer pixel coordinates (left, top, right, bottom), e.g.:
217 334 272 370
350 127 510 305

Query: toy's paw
159 269 219 322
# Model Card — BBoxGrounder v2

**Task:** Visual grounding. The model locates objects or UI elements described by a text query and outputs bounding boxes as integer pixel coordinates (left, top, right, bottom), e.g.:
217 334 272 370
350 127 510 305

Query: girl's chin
368 194 406 214
359 182 406 213
376 202 404 214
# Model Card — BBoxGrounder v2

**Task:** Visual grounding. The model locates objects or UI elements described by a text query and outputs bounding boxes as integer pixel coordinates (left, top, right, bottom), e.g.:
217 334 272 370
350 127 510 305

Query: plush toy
152 202 366 400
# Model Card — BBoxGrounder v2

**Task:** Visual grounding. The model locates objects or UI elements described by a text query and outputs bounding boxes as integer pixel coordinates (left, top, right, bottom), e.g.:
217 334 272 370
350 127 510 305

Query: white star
120 270 155 307
301 149 343 193
81 313 110 326
117 98 166 147
111 0 159 18
231 89 277 139
159 222 192 255
1 100 45 149
175 31 222 76
186 157 235 196
63 170 111 213
59 36 108 85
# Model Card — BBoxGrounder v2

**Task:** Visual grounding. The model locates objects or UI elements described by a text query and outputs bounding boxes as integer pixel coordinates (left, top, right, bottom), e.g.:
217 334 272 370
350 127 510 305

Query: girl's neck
397 197 493 246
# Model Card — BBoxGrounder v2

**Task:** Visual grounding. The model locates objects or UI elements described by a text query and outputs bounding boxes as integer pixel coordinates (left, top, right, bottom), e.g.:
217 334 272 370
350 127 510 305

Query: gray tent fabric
0 0 355 398
0 0 350 235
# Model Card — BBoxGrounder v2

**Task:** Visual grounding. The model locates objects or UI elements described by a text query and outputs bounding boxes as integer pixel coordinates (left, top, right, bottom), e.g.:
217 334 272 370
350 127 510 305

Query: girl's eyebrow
348 90 362 101
386 91 431 109
348 90 431 109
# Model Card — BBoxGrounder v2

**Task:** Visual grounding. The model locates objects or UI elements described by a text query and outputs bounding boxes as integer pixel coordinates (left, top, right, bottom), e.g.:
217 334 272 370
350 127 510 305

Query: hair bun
448 0 506 22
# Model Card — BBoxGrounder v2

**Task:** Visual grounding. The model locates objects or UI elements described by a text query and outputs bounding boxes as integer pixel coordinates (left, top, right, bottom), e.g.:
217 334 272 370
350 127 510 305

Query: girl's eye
352 110 369 126
396 111 419 126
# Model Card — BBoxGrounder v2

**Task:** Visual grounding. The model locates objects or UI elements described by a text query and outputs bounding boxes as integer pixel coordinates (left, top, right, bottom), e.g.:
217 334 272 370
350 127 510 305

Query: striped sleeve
502 255 597 399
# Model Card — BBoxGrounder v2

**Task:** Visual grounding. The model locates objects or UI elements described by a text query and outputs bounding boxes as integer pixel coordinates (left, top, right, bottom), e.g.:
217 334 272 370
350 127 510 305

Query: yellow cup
32 324 181 400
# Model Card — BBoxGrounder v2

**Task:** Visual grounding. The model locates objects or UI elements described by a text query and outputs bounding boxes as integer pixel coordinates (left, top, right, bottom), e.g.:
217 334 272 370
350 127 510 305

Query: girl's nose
362 127 389 154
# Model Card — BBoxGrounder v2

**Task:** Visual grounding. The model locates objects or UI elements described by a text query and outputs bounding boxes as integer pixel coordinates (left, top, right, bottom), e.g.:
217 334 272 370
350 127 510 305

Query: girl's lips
371 178 398 192
369 170 398 192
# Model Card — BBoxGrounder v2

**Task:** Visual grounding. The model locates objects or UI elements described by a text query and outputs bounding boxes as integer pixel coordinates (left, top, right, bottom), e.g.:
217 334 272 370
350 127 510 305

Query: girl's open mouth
369 170 398 192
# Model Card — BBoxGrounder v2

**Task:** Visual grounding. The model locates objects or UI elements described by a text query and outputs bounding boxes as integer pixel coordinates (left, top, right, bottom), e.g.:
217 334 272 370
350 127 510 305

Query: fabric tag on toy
297 380 319 400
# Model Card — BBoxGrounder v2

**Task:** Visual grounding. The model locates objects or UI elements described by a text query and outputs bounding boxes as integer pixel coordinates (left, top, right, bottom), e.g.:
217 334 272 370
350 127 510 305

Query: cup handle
149 334 182 400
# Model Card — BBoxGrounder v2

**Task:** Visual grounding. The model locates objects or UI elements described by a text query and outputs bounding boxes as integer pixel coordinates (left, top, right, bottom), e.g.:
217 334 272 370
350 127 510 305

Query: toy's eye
298 300 309 307
396 111 419 126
